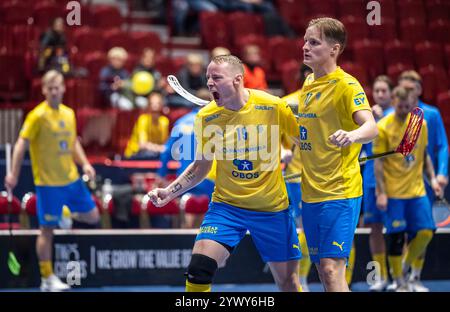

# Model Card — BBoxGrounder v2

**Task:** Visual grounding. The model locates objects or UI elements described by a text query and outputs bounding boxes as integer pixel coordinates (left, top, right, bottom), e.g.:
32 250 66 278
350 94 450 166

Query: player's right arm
4 137 29 191
148 158 213 207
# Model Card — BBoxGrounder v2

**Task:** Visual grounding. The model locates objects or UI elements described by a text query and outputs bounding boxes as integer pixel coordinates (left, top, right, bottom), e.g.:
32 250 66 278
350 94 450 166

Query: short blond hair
373 75 394 90
107 47 128 60
211 54 244 75
42 70 64 86
308 17 347 54
392 85 412 101
398 70 422 85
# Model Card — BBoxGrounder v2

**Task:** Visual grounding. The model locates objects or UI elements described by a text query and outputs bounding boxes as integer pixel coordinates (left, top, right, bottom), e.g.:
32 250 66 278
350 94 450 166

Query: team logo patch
353 92 366 106
59 120 65 128
304 92 313 106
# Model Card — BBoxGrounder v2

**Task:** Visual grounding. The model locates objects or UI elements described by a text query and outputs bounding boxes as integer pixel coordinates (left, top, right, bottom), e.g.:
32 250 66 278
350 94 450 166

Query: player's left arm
329 110 378 147
434 111 449 187
424 150 443 198
73 138 96 180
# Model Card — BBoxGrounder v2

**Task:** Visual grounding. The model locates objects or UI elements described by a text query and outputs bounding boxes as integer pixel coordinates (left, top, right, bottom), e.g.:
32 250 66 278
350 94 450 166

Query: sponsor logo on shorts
292 244 300 250
44 214 59 222
309 247 318 256
199 226 218 234
392 220 406 228
332 241 345 251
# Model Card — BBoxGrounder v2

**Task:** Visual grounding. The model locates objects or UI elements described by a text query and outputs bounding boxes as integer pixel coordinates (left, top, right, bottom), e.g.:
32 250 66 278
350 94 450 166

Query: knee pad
185 254 218 284
386 232 405 256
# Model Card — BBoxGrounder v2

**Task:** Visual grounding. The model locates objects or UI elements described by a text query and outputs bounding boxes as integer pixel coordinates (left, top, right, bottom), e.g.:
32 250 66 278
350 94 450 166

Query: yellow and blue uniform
373 114 435 235
361 106 394 224
297 67 371 263
20 101 95 226
194 89 301 262
124 114 169 158
282 90 302 219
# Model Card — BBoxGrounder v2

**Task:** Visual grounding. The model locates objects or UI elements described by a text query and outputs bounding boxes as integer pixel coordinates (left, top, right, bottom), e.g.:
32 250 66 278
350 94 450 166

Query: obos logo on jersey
231 159 259 179
299 126 312 151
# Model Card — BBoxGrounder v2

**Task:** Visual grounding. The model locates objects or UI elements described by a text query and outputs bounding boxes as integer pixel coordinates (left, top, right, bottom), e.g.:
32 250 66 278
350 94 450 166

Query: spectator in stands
172 0 218 36
38 17 71 75
210 46 231 59
99 47 133 110
167 53 207 107
132 48 164 109
242 44 268 90
124 91 170 159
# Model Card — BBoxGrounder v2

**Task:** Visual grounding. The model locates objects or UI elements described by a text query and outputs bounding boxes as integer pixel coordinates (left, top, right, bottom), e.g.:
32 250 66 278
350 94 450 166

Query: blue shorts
36 179 96 227
286 182 302 218
196 201 302 263
384 196 436 235
363 187 386 224
424 181 435 207
302 197 361 263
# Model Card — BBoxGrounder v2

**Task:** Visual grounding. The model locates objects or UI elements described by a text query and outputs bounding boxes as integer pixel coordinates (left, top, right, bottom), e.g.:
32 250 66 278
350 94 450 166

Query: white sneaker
409 279 429 292
386 281 398 292
40 274 71 292
369 279 388 292
300 277 310 292
395 282 412 292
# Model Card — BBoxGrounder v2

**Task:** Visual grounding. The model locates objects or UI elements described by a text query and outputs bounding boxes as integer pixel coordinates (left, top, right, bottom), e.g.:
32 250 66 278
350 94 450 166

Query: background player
361 75 394 291
374 86 442 291
398 70 449 291
148 55 302 292
298 17 378 292
4 70 100 291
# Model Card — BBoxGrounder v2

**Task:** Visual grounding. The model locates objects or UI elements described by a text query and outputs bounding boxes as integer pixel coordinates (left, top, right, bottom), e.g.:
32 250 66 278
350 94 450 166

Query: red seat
12 25 40 55
143 195 180 216
436 91 450 117
72 27 104 53
21 192 37 216
0 53 28 103
387 63 415 84
33 2 64 29
111 110 141 153
419 65 449 104
340 62 369 87
91 5 124 29
384 40 414 68
376 0 397 20
338 0 365 17
155 55 184 77
199 11 230 49
130 197 143 216
428 19 450 44
445 44 450 70
129 31 163 55
227 12 264 47
400 18 427 45
83 51 107 80
425 0 449 21
181 194 209 214
370 17 397 42
281 60 301 94
269 36 300 74
277 0 307 35
103 28 131 52
341 16 370 47
397 0 427 23
352 39 384 80
0 192 21 215
0 2 34 25
305 0 337 19
414 41 445 68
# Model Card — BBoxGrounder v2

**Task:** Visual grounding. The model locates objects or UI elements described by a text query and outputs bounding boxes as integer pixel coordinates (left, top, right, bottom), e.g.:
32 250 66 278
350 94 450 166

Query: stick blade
395 107 424 156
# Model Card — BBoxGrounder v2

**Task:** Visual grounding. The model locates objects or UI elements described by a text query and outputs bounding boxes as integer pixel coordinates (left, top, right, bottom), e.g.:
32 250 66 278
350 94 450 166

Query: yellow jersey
298 67 371 203
282 91 302 183
194 89 299 212
373 113 428 198
124 114 169 158
19 102 79 186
